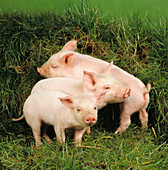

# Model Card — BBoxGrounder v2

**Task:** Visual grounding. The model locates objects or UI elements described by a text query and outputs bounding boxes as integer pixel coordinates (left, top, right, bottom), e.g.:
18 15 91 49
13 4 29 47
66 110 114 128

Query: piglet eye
77 108 80 112
94 107 97 110
52 65 57 69
105 86 111 89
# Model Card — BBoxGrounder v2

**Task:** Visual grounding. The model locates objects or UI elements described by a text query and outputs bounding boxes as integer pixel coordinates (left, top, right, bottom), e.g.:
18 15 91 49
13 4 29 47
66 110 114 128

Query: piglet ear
59 96 74 109
62 52 74 65
105 61 113 73
83 71 98 90
95 92 106 105
62 40 77 51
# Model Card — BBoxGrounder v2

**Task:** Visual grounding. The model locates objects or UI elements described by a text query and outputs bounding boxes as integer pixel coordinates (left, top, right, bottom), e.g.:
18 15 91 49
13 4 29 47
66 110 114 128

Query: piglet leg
42 125 51 143
54 126 65 144
139 109 148 129
114 110 131 134
32 130 42 148
74 128 86 146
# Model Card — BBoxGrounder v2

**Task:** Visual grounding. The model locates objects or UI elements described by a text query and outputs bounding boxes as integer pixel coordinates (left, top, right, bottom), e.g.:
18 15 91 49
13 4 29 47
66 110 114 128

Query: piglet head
59 93 106 127
37 40 78 78
37 51 75 78
82 71 131 105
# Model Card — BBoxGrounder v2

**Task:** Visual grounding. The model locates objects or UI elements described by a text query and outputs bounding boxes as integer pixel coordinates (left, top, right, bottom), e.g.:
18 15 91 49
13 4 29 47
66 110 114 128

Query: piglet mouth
37 67 48 77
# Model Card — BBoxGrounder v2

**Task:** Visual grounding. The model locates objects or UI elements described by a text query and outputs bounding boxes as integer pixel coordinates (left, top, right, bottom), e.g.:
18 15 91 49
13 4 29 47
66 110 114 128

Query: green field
0 1 168 169
0 0 168 21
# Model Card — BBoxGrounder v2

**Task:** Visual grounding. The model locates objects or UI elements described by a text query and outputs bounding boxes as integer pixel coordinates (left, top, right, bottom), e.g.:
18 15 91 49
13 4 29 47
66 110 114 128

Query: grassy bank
0 3 168 169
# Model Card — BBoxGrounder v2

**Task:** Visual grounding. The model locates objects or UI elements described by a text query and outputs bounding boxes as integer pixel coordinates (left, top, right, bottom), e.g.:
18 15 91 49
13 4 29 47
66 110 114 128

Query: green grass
0 2 168 169
1 128 168 169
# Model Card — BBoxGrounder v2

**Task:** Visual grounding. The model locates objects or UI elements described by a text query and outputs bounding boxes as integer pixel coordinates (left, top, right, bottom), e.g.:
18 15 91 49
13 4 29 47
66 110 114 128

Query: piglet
31 71 131 109
31 71 130 135
37 40 151 133
13 91 106 147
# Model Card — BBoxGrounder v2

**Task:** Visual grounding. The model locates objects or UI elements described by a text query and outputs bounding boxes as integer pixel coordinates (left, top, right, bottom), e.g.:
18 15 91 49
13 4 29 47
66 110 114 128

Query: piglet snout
123 89 131 98
37 67 43 76
85 115 97 125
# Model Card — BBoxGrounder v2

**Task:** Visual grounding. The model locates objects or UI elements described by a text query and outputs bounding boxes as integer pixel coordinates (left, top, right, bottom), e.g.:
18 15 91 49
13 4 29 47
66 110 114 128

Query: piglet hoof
141 124 148 129
35 142 42 149
75 141 82 147
114 127 123 134
114 130 119 134
43 136 51 144
57 138 64 144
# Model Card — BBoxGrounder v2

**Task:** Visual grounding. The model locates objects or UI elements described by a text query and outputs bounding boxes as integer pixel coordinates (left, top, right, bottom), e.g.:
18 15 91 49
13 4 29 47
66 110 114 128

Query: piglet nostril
85 119 90 124
92 118 96 124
